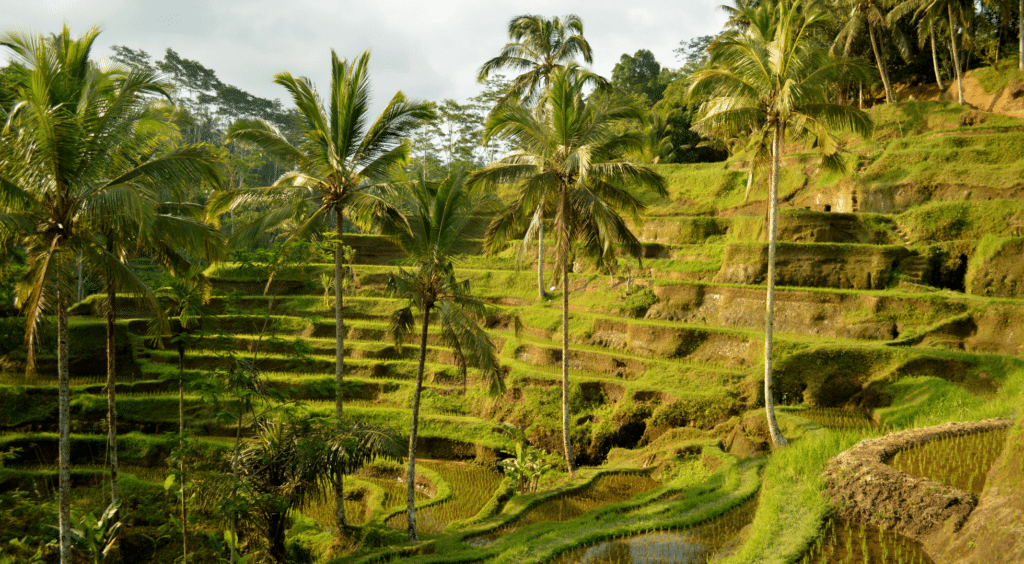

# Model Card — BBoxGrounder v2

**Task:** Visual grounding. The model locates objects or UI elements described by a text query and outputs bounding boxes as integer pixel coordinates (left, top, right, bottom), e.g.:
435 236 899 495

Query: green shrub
618 287 658 318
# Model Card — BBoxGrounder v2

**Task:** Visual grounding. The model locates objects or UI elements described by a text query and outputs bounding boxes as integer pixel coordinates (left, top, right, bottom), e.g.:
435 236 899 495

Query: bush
618 287 658 318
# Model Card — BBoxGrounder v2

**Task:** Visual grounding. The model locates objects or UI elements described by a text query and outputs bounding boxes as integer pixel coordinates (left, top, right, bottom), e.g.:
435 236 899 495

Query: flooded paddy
386 459 504 534
548 493 757 564
799 519 935 564
888 428 1009 493
465 473 661 548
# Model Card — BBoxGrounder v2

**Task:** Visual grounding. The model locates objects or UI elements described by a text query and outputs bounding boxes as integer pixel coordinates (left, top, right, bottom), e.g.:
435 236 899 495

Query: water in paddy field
888 428 1010 494
385 459 504 534
548 494 757 564
464 473 662 548
798 519 935 564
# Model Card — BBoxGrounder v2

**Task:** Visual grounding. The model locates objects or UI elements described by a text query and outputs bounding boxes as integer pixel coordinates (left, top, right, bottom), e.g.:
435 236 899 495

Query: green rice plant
888 428 1009 493
382 460 502 534
798 518 936 564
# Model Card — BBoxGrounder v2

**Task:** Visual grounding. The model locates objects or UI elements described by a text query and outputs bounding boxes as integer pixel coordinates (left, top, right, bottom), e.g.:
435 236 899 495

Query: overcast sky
6 1 729 112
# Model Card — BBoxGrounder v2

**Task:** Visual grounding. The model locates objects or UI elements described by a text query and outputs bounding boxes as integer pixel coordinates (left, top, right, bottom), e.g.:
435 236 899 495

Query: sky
5 1 729 112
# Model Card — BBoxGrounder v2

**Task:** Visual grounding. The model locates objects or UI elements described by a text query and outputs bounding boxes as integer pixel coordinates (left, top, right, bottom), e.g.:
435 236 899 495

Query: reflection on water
555 532 709 564
549 494 758 564
464 473 661 548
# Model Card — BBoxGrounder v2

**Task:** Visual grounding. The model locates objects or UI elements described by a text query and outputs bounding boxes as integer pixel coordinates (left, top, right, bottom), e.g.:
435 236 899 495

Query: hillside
3 71 1024 564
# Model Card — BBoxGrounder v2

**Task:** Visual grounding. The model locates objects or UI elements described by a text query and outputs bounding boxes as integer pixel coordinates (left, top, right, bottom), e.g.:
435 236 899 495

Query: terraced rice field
548 493 758 564
799 519 935 564
888 428 1010 493
465 473 661 548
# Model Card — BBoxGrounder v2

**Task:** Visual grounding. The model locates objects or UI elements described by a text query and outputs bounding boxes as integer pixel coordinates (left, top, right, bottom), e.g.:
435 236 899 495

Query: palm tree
469 65 666 475
890 0 971 104
477 14 607 300
688 0 873 448
0 26 221 563
386 170 505 541
236 416 403 562
218 50 432 530
478 14 604 105
892 1 948 90
100 178 222 509
153 268 214 564
832 0 911 104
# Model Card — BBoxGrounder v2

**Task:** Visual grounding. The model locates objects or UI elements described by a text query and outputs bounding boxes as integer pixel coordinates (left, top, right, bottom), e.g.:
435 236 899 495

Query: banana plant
68 502 122 564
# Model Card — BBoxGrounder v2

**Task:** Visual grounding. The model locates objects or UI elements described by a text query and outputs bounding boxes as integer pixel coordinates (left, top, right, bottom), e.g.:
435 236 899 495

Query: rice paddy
465 473 661 548
797 407 877 431
888 428 1009 493
798 519 935 564
385 460 503 534
548 493 758 564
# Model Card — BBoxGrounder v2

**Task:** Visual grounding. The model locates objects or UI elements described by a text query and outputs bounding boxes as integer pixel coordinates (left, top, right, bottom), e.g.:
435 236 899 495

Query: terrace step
901 253 929 285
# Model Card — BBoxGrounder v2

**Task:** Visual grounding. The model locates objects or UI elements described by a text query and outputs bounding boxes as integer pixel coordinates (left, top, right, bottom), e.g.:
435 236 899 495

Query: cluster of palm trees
10 0 999 556
0 15 668 557
0 26 223 564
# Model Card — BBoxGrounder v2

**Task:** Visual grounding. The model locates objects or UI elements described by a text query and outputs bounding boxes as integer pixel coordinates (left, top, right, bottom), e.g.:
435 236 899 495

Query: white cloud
4 0 729 112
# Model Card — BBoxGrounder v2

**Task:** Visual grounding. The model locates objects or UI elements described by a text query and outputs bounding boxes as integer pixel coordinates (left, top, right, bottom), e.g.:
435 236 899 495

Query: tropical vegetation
1 2 1024 563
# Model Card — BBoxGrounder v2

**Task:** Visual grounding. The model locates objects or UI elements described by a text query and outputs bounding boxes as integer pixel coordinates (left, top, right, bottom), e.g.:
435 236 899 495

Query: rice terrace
2 1 1024 563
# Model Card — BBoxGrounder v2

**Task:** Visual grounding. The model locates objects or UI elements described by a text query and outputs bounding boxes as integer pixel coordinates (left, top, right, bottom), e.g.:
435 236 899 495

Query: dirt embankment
823 418 1017 563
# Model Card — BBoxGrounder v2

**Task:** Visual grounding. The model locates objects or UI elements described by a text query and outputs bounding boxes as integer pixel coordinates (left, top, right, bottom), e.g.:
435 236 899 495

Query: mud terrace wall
715 243 910 290
823 419 1014 562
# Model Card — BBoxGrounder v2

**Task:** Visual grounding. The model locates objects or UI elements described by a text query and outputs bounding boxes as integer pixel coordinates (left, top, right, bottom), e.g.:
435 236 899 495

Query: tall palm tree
218 50 432 530
478 14 607 300
0 26 222 563
890 0 971 104
889 0 948 90
100 176 222 509
469 65 666 475
153 268 214 564
832 0 911 104
688 0 873 448
478 14 603 105
386 170 505 541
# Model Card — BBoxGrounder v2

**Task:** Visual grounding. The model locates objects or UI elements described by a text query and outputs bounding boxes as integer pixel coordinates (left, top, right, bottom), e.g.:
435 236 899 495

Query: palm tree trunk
407 304 431 541
229 401 244 564
764 125 789 449
931 23 946 90
561 259 575 476
745 165 755 202
105 284 120 506
868 23 895 104
949 3 965 105
58 290 72 564
178 347 187 564
334 212 347 530
537 206 547 300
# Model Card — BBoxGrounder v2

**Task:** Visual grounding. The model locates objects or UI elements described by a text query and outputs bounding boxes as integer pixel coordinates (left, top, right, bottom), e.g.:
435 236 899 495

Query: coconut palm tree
98 182 222 510
478 14 605 106
469 65 666 475
153 268 214 564
688 0 873 448
478 14 607 300
0 26 222 563
889 0 972 104
218 50 432 530
888 0 948 90
386 170 505 541
832 0 911 104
